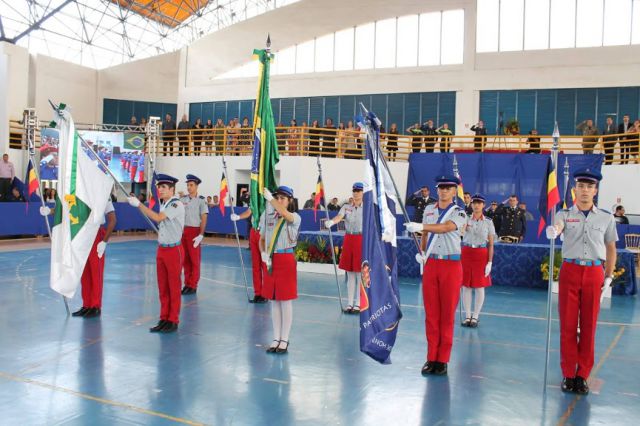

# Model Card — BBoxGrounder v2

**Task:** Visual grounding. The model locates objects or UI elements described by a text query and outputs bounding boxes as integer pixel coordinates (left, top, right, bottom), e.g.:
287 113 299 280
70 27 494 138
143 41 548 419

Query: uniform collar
570 204 598 214
471 213 484 221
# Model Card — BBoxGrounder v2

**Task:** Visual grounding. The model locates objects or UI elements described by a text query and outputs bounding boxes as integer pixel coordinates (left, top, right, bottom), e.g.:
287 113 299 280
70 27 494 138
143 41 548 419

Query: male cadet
407 185 437 222
41 198 117 317
497 194 526 243
546 169 617 395
180 174 208 295
129 174 185 333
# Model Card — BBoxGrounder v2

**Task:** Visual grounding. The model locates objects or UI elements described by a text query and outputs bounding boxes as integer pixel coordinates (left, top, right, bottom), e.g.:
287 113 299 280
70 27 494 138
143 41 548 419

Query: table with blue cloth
299 232 637 296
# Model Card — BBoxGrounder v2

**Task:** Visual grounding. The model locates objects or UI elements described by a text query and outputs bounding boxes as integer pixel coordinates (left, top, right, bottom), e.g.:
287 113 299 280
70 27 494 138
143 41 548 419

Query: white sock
346 272 357 307
354 272 361 307
271 301 282 346
462 287 472 319
473 288 485 319
279 300 293 347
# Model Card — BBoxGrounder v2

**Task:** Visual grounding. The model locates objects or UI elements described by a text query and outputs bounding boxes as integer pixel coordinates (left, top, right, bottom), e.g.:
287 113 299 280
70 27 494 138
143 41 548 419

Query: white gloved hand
324 220 334 229
261 251 269 264
192 234 204 248
96 241 107 258
415 252 427 265
602 276 613 290
545 225 559 240
404 222 423 233
263 187 273 201
230 213 240 221
39 206 51 216
484 261 492 277
127 196 140 207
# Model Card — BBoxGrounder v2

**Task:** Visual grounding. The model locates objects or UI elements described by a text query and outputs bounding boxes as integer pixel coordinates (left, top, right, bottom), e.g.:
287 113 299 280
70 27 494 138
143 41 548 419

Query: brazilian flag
124 133 145 150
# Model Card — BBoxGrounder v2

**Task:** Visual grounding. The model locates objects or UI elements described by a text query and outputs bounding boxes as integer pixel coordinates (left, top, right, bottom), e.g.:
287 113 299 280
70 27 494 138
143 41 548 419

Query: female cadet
128 174 185 333
404 175 467 376
460 194 495 328
259 186 301 354
323 182 364 314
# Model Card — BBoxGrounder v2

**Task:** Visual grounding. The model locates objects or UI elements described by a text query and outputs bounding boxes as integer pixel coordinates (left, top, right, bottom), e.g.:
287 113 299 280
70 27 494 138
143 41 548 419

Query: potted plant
295 236 344 275
504 118 520 135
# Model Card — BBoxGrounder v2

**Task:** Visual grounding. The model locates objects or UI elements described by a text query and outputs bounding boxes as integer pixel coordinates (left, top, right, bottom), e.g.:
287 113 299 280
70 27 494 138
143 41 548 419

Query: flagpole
317 157 344 311
24 109 70 316
543 122 561 397
563 157 570 207
223 156 252 302
452 155 464 325
48 100 159 234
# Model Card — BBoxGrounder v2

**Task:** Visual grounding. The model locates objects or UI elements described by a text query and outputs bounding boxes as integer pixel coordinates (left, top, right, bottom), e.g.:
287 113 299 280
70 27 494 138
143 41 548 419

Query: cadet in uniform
546 169 617 395
460 194 495 328
259 186 301 354
129 174 185 333
180 174 208 295
405 175 467 376
324 182 363 314
231 208 268 303
407 185 437 222
497 195 526 243
40 199 117 318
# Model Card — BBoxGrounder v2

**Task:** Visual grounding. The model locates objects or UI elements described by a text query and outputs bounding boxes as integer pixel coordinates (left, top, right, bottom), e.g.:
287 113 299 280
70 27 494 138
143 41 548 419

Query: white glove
39 206 51 216
127 196 140 207
324 219 334 229
415 252 427 265
96 241 107 258
192 234 204 248
263 187 273 201
261 251 269 263
404 222 423 233
230 213 240 221
602 276 613 290
545 225 559 240
484 261 492 277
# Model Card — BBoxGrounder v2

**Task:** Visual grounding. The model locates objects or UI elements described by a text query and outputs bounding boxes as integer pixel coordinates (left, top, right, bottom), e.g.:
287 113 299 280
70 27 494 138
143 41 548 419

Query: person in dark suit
602 116 617 164
420 120 438 153
618 114 633 164
162 113 177 155
497 195 526 243
470 121 487 152
526 129 541 154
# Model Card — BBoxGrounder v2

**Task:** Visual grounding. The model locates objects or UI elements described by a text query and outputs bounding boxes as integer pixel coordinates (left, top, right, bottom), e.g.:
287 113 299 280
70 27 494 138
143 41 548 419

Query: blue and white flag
357 110 403 364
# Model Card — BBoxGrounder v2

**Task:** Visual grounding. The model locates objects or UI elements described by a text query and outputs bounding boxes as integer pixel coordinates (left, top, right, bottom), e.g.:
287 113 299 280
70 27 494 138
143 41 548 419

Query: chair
624 234 640 269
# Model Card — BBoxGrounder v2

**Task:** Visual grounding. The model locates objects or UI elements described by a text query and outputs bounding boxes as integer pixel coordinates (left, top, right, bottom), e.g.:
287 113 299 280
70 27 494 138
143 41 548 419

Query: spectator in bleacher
436 123 453 152
614 205 629 225
203 119 214 155
526 129 541 153
341 121 356 159
0 153 16 201
618 114 633 164
162 113 176 155
407 186 436 222
576 119 599 154
327 197 341 211
177 114 191 156
226 119 237 155
631 119 640 160
337 122 347 157
206 196 212 206
8 186 24 202
470 121 487 152
602 116 617 164
300 121 308 154
406 123 424 153
421 120 438 153
387 123 399 160
130 116 137 126
211 195 220 207
213 118 225 155
303 193 316 210
463 192 473 214
193 117 203 156
309 120 321 156
140 117 147 128
46 188 57 204
518 202 534 221
287 119 301 155
322 118 337 157
237 188 250 207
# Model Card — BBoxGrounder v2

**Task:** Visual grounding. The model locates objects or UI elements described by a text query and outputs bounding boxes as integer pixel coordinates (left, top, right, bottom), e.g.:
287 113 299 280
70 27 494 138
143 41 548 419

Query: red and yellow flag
537 157 561 237
219 172 228 216
26 158 39 198
313 174 324 221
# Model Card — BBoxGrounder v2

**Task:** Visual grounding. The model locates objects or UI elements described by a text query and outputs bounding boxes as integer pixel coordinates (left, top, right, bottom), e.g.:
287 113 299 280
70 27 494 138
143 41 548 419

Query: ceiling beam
10 0 74 44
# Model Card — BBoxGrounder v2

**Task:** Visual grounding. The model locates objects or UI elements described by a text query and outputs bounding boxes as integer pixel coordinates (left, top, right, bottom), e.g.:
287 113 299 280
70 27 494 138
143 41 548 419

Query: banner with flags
49 105 113 298
358 110 402 365
537 156 561 237
313 174 325 221
249 46 280 228
148 171 159 212
219 172 229 215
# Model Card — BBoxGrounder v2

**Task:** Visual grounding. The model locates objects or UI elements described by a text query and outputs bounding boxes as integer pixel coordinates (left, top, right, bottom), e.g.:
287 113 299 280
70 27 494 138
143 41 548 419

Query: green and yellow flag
249 47 279 229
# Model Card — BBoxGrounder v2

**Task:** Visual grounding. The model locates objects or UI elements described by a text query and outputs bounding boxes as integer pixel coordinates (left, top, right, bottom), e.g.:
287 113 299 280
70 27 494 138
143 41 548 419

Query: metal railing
8 120 640 165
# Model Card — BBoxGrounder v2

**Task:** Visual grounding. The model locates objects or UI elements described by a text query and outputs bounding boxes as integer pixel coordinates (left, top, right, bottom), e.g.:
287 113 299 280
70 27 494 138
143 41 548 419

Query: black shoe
470 318 479 328
83 307 101 318
161 321 178 333
266 340 280 353
256 296 268 304
351 306 360 314
432 362 448 376
182 287 196 295
574 376 589 395
343 305 353 314
421 361 435 376
149 320 167 332
181 287 188 295
462 318 471 327
275 340 289 354
72 307 89 317
561 377 575 393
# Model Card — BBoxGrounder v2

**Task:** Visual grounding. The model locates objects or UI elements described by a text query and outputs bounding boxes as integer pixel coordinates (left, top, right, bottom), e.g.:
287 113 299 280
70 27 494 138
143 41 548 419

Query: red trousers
249 228 263 296
558 261 604 378
129 166 137 182
138 170 144 182
423 258 463 363
157 245 183 323
80 228 106 308
181 226 202 289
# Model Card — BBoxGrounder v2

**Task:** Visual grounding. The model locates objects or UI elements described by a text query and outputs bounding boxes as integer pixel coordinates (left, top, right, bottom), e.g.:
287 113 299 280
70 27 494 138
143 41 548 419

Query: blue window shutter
339 96 355 125
294 98 309 124
421 92 438 125
403 93 420 132
479 91 498 134
133 102 149 123
388 94 403 132
371 94 387 129
576 88 597 126
517 90 536 134
438 92 456 133
498 90 517 133
597 88 617 128
618 87 639 123
536 90 555 135
214 102 227 123
202 103 214 124
239 101 253 123
556 89 576 135
355 95 371 116
189 104 202 123
227 101 241 121
309 97 324 124
324 96 339 125
163 104 177 121
280 98 294 124
147 102 162 120
117 101 134 125
103 99 118 124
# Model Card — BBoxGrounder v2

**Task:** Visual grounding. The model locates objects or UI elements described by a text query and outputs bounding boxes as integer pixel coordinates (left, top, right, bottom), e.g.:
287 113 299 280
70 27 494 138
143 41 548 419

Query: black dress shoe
462 318 471 327
72 307 89 317
256 296 268 304
421 361 435 376
161 322 178 333
574 376 589 395
181 287 187 295
266 340 280 353
275 340 289 354
561 377 575 393
83 307 101 318
149 320 167 332
432 362 448 376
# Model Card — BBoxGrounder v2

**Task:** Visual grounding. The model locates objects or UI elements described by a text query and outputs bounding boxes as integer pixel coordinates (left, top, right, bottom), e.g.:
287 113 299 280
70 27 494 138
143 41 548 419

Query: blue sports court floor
0 239 638 425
